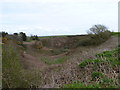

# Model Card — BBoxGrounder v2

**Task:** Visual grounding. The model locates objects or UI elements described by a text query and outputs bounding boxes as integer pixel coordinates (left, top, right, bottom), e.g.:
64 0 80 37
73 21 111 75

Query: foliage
78 24 111 46
76 47 119 88
2 43 42 88
30 35 39 40
1 32 8 37
87 24 109 35
19 32 27 41
91 72 104 81
96 47 120 66
111 32 120 36
79 59 92 68
79 46 120 69
13 33 18 36
79 59 102 68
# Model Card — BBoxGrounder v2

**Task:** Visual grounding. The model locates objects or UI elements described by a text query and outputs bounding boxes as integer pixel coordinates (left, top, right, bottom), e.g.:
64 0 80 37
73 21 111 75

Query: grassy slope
2 43 42 88
64 46 120 88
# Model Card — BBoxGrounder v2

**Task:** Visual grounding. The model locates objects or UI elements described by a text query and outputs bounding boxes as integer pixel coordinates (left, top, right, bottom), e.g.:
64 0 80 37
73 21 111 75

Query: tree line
0 24 112 43
0 32 39 41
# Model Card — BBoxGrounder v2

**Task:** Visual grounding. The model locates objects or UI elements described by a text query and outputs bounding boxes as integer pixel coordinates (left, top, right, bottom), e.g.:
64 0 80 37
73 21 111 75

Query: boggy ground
21 35 119 88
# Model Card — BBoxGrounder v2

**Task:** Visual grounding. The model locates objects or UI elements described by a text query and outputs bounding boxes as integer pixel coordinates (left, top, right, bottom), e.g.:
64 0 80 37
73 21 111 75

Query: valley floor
21 35 119 88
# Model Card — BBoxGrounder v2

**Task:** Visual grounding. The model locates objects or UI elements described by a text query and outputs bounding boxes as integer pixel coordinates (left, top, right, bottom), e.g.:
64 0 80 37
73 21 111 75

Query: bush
96 51 113 57
80 24 112 46
89 31 111 45
79 59 93 68
30 35 39 40
32 41 43 49
91 72 104 81
19 32 27 41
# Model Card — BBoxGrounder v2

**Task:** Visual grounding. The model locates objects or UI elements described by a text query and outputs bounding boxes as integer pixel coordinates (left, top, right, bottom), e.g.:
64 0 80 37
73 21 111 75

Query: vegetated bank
63 45 120 88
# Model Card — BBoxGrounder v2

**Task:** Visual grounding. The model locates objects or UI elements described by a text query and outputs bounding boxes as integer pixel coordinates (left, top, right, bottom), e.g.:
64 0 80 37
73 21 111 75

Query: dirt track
21 53 47 69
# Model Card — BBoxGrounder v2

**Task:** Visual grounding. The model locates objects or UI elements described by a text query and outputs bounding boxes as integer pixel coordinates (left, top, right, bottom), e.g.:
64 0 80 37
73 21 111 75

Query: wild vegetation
1 24 119 88
64 45 120 88
2 43 43 88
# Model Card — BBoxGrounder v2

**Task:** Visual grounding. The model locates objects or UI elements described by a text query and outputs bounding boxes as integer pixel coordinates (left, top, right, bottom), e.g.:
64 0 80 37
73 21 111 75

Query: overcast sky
0 0 119 36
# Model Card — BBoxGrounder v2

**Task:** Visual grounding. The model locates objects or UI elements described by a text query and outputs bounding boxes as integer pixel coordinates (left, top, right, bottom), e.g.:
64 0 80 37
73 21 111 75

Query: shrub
79 59 93 68
1 32 8 37
88 24 110 34
93 59 102 64
100 78 113 85
91 72 104 81
96 51 113 57
83 24 112 46
32 41 43 49
19 32 27 41
79 61 88 68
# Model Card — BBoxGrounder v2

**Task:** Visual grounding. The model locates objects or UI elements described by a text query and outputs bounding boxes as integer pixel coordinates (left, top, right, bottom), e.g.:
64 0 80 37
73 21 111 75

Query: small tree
2 32 8 37
87 24 109 35
19 32 27 41
79 24 111 46
13 33 18 36
30 35 39 40
35 35 39 40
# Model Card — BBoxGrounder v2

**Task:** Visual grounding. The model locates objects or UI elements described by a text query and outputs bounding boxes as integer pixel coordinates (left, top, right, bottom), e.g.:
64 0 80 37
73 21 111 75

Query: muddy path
21 35 119 88
21 53 47 70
